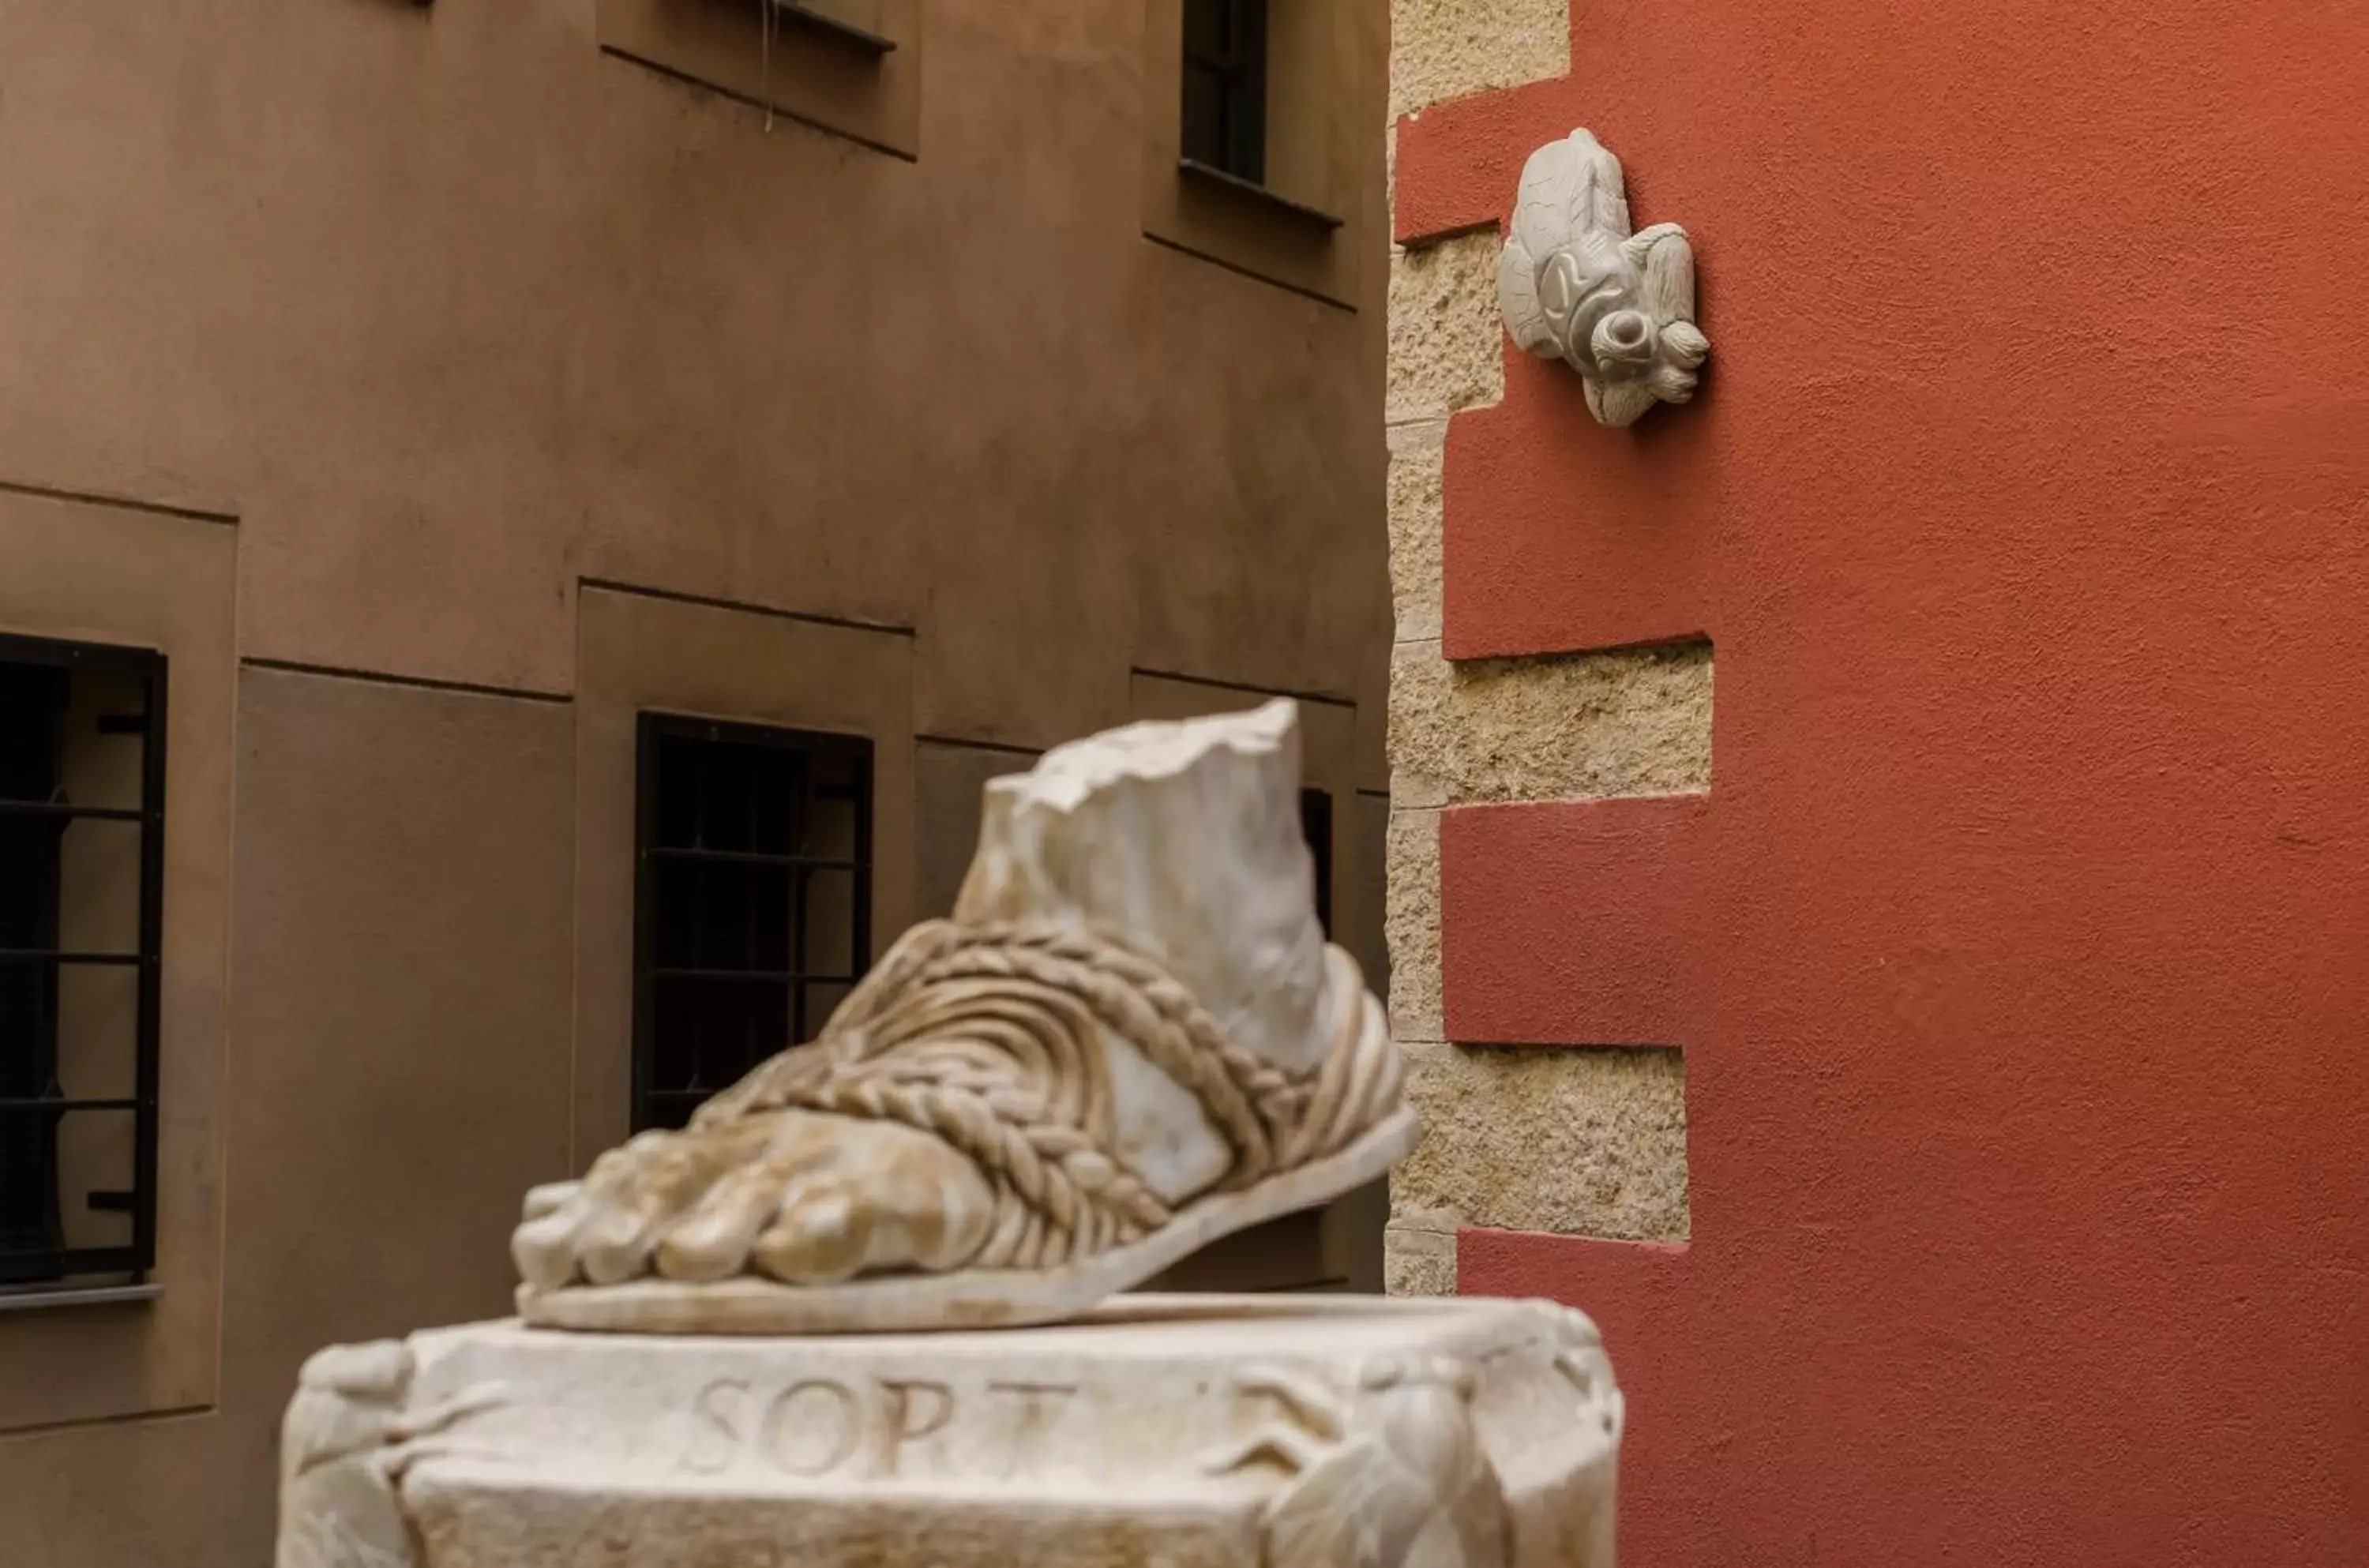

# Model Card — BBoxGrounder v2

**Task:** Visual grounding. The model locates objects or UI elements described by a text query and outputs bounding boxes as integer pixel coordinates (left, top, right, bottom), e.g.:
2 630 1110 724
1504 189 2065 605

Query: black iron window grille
1181 0 1268 184
632 715 874 1132
0 633 166 1289
1300 786 1335 939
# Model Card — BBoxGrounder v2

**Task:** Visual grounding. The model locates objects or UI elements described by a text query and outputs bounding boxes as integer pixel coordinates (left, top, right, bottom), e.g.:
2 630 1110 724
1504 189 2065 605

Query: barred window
632 715 873 1131
0 634 164 1289
1181 0 1267 184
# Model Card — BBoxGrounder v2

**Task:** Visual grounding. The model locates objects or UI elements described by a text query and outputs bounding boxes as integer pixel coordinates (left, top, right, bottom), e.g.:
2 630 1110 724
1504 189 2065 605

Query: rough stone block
1384 1221 1460 1298
1388 416 1447 643
1387 807 1444 1043
1387 231 1507 424
1395 1042 1689 1242
1390 640 1712 806
1389 0 1573 121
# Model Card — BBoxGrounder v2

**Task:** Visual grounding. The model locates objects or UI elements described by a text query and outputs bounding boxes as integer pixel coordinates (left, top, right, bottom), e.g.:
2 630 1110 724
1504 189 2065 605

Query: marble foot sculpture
512 700 1416 1333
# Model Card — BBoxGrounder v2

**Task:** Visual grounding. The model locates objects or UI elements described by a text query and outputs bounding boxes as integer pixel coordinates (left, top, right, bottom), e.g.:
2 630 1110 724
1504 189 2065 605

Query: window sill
0 1281 161 1314
775 2 896 55
1179 159 1345 231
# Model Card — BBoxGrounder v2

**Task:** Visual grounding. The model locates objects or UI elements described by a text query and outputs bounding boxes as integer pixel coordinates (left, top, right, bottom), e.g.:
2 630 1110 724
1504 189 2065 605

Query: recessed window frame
0 632 166 1292
1140 0 1375 308
630 713 875 1133
1181 0 1269 186
596 0 924 160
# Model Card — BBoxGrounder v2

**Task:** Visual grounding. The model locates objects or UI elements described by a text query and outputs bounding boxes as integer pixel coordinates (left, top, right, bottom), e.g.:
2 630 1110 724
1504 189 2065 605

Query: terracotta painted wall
1391 1 2369 1564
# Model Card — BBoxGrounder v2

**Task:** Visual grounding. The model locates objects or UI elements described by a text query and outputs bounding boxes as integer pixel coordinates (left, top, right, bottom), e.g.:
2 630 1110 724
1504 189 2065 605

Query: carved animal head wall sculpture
1498 128 1710 427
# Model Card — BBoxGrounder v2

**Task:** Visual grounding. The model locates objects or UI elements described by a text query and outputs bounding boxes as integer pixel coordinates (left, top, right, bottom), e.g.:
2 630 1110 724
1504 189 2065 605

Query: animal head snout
1591 309 1657 367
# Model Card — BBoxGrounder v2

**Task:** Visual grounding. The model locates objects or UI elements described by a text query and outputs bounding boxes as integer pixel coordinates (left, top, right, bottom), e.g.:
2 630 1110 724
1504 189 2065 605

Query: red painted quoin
1399 2 2369 1562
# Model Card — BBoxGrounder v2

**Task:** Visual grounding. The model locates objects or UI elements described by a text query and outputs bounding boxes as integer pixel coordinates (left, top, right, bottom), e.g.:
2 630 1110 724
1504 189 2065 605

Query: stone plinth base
276 1293 1622 1568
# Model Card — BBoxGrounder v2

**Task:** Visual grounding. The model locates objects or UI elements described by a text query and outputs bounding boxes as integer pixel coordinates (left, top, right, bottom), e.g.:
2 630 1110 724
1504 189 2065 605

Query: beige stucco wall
1382 0 1710 1294
1 668 579 1566
0 5 1389 1564
0 2 1389 745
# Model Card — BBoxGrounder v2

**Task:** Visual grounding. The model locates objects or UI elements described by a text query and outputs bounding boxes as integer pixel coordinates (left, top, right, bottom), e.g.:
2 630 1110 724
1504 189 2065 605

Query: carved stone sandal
512 700 1417 1334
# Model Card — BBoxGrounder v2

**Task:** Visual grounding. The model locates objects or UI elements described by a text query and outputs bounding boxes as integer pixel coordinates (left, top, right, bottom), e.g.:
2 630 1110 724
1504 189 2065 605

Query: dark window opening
0 634 165 1290
1301 786 1334 939
633 715 874 1132
1181 0 1267 184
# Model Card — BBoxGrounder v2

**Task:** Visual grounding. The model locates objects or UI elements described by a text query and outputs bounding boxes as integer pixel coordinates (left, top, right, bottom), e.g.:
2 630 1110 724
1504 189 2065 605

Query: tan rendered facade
1381 0 1707 1296
0 6 1387 1563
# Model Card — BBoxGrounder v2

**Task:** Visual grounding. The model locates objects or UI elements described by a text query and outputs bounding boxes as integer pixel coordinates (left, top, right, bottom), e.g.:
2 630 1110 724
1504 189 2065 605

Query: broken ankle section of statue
275 701 1627 1568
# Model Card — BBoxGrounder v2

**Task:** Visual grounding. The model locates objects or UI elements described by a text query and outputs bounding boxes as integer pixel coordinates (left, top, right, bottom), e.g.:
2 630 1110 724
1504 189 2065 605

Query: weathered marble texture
276 1294 1623 1568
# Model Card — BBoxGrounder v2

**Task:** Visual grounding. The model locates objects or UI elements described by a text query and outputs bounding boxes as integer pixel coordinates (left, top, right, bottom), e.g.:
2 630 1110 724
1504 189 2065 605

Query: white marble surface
277 1294 1623 1568
1498 128 1710 426
959 697 1338 1075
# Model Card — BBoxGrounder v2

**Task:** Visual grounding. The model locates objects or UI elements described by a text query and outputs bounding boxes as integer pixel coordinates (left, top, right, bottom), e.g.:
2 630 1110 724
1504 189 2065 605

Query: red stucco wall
1398 2 2369 1563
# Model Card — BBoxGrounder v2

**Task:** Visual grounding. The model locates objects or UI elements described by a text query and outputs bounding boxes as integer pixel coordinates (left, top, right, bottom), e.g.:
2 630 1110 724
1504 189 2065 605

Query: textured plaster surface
1395 1043 1687 1241
1391 639 1710 805
1388 0 1572 121
1402 0 2369 1562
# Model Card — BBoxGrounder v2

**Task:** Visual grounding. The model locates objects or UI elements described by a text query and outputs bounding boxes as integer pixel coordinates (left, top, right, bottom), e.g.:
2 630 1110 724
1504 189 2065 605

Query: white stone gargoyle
1498 128 1709 427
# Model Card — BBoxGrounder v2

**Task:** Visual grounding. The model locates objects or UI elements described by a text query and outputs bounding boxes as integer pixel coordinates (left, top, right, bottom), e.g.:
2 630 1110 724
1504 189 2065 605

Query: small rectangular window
1181 0 1267 184
632 715 874 1132
0 634 165 1289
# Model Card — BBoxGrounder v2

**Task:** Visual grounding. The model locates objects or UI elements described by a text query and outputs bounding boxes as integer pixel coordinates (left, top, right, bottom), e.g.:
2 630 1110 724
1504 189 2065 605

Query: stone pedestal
278 1293 1621 1568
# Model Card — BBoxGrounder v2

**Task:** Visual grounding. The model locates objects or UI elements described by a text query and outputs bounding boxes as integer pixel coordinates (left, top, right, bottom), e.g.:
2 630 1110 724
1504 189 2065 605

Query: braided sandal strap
691 920 1397 1270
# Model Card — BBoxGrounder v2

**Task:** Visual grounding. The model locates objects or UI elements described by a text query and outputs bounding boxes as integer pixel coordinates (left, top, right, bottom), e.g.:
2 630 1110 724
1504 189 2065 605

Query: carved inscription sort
682 1376 1082 1482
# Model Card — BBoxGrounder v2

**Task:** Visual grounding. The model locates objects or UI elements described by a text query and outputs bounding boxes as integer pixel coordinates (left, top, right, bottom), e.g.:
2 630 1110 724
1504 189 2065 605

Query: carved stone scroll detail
275 1341 502 1568
1203 1356 1511 1568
